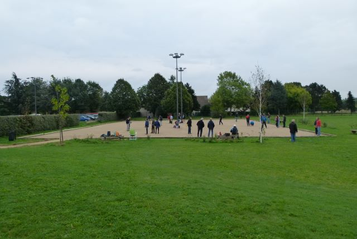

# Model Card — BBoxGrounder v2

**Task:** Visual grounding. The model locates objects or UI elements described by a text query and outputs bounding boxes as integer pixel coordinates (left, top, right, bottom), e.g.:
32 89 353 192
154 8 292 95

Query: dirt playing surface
27 118 316 140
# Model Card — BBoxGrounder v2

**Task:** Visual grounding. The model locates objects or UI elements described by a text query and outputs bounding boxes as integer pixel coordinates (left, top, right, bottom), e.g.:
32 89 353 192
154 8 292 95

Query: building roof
196 95 209 108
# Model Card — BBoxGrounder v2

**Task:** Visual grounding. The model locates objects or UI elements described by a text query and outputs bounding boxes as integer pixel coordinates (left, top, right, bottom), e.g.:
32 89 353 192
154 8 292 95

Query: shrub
299 118 310 125
0 114 79 137
98 112 119 122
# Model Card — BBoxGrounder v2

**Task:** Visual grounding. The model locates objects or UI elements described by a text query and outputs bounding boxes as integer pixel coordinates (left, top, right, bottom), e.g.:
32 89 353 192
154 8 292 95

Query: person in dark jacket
207 118 215 137
155 119 160 134
187 117 192 134
289 119 298 142
145 119 149 134
219 114 223 125
283 115 287 127
230 124 238 136
197 118 205 137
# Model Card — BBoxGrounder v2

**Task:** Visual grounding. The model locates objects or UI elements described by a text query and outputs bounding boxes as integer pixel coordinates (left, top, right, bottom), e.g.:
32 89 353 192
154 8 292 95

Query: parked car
80 115 90 121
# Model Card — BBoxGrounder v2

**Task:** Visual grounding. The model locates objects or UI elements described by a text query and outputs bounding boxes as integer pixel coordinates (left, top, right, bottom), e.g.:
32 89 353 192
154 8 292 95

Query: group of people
314 117 322 136
125 114 322 142
192 118 238 138
144 117 161 134
259 113 287 129
286 117 322 142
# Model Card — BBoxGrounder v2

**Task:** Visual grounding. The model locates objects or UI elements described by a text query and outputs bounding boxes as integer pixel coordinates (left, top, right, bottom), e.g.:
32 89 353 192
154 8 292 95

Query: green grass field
0 114 356 238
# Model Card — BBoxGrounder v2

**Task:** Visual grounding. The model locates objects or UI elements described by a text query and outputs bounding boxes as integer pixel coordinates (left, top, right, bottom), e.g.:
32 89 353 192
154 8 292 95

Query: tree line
209 68 356 116
0 72 200 118
0 69 356 118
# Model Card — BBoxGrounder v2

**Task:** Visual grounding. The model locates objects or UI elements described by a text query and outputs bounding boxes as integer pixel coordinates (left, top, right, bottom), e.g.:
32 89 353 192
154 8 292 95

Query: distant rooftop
196 95 209 108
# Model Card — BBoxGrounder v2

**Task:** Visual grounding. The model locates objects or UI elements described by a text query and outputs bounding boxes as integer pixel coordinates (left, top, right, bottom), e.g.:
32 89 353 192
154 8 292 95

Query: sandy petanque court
26 118 317 141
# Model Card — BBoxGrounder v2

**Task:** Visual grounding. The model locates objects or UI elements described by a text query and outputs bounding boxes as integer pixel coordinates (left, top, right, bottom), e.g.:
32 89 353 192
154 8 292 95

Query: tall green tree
0 95 10 115
266 80 287 114
210 71 252 116
185 83 200 111
305 82 327 112
28 77 53 114
285 83 312 118
168 75 176 86
320 91 338 113
4 72 27 115
72 79 89 113
86 81 103 112
161 83 193 116
110 79 140 118
137 85 148 108
346 91 356 113
331 90 343 111
145 73 170 116
100 91 113 111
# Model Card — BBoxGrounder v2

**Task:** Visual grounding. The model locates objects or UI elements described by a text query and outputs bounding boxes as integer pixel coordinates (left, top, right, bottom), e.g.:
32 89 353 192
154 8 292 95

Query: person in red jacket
316 117 322 136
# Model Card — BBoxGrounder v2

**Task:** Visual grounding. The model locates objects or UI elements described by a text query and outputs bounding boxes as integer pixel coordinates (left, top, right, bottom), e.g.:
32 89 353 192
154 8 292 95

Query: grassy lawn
0 115 356 238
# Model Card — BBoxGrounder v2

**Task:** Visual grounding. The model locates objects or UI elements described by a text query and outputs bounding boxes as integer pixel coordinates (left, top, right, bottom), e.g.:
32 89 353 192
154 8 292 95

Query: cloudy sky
0 0 357 98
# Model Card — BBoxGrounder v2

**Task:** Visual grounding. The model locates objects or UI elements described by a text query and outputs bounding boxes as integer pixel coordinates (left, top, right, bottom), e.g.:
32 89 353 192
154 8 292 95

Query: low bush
98 112 119 122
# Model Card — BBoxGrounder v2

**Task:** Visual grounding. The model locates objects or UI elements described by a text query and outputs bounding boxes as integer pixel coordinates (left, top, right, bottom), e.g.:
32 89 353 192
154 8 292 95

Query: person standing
283 115 287 128
235 112 238 122
219 114 223 125
316 117 322 136
197 118 205 137
246 114 250 126
145 118 149 134
155 119 160 134
314 117 318 135
275 115 280 128
289 119 298 142
159 115 163 126
207 118 215 137
187 117 192 134
261 114 267 130
126 117 131 131
151 119 155 133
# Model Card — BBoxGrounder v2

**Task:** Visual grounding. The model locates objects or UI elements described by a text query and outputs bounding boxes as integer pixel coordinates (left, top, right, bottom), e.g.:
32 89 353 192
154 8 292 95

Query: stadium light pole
169 53 184 121
178 67 186 118
27 77 42 114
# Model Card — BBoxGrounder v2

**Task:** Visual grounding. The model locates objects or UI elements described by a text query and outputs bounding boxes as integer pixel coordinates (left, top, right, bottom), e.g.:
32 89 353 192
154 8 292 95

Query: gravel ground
28 118 316 140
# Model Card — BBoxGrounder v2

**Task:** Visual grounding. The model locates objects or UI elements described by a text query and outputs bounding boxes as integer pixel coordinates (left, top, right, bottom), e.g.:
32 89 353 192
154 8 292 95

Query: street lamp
178 67 186 118
27 77 42 114
169 53 184 121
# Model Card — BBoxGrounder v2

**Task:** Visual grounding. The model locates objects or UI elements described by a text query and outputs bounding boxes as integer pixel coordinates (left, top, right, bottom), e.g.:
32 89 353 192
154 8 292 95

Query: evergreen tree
110 79 140 118
331 90 342 111
267 80 287 114
346 91 356 113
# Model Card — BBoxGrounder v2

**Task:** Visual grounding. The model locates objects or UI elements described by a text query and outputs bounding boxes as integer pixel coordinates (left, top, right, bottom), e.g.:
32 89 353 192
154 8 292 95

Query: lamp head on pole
169 53 184 59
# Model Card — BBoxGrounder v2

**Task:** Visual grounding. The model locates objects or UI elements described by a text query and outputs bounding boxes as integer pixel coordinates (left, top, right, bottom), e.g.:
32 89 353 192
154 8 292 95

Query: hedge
98 112 119 122
0 114 80 137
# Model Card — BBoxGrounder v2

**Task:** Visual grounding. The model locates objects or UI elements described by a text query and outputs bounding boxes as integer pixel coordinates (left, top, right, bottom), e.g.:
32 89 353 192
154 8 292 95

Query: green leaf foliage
0 114 79 137
110 79 140 119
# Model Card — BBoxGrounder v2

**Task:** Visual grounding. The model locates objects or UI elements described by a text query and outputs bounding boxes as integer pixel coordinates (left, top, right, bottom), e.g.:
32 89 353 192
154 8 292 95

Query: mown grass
0 115 356 238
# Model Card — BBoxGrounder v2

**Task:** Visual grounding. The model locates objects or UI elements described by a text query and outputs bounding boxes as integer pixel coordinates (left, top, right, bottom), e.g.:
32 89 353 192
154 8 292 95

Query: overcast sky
0 0 357 98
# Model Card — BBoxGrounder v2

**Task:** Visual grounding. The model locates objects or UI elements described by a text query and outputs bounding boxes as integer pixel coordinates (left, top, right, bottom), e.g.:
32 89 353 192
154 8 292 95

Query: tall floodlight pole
178 67 186 118
27 77 42 114
169 53 184 121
